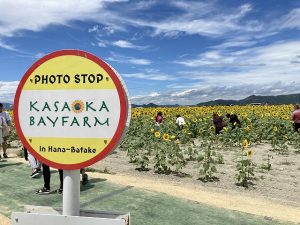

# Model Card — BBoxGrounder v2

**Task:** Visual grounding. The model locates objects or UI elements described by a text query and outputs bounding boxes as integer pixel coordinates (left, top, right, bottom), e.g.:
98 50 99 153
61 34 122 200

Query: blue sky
0 0 300 105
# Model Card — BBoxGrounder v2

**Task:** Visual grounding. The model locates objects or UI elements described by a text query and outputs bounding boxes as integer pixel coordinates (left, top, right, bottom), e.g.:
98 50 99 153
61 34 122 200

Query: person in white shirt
176 115 186 128
0 103 12 159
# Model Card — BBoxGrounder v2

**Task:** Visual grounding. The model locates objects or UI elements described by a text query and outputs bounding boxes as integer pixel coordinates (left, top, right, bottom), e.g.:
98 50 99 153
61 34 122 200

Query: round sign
14 50 130 170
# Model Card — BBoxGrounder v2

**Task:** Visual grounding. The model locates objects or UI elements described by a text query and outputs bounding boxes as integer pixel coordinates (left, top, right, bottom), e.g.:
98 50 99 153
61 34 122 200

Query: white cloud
175 40 300 80
132 0 157 10
171 89 197 97
212 40 258 49
125 3 261 38
123 71 174 81
112 40 148 50
94 38 149 50
0 0 298 43
149 92 160 97
88 24 117 35
106 52 152 65
97 42 107 47
103 26 116 35
279 8 300 30
34 52 45 58
132 39 300 105
0 81 19 103
88 25 101 33
0 0 126 38
0 39 19 52
113 40 135 48
127 59 151 65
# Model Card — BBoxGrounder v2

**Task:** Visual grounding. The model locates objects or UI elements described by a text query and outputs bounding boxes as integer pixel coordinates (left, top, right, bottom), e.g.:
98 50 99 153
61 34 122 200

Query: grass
0 160 296 225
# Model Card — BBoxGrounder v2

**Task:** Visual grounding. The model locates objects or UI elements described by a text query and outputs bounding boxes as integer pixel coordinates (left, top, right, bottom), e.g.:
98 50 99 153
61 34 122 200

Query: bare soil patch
92 143 300 206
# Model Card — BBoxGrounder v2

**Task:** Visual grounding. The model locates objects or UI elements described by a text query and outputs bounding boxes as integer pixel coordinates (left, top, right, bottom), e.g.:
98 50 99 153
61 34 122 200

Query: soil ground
90 141 300 224
91 142 300 207
0 159 295 225
1 141 300 224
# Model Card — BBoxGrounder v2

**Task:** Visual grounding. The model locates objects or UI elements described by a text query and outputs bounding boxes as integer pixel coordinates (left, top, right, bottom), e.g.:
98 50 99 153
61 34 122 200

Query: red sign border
14 49 128 170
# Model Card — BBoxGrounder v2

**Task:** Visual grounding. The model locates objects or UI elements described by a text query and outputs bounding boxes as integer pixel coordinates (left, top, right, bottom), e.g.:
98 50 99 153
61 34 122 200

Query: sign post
13 50 131 224
63 170 80 216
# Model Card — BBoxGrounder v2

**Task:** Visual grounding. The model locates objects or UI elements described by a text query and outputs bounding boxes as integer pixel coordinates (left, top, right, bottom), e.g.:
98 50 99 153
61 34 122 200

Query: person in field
155 112 163 126
212 113 225 134
291 104 300 132
80 168 89 185
0 103 12 159
176 115 186 129
36 164 63 195
23 146 42 178
36 165 88 194
226 113 241 129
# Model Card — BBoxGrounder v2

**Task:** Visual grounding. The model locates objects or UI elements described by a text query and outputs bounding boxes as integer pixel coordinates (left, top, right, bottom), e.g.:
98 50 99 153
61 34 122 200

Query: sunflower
247 149 253 157
154 131 161 138
163 133 170 141
242 139 249 148
283 115 289 120
273 126 278 132
246 125 252 132
150 128 155 132
171 135 176 139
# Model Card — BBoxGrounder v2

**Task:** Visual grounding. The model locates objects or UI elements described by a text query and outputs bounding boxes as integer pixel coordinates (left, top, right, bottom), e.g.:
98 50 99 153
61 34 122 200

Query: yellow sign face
15 50 129 170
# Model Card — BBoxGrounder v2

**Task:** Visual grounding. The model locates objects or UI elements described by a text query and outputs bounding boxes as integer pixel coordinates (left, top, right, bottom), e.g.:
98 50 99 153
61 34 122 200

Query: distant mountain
196 99 238 106
131 93 300 108
132 103 180 108
197 93 300 106
1 103 13 110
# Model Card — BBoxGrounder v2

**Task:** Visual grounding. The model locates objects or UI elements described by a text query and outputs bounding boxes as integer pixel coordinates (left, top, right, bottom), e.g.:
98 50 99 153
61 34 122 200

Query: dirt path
89 172 300 224
0 214 10 225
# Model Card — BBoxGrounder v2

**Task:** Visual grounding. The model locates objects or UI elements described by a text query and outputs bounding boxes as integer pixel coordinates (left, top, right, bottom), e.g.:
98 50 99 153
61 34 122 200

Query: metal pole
62 170 80 216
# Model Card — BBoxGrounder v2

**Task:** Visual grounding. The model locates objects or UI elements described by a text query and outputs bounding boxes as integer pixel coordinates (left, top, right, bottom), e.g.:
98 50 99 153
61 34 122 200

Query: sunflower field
121 104 300 187
7 105 300 187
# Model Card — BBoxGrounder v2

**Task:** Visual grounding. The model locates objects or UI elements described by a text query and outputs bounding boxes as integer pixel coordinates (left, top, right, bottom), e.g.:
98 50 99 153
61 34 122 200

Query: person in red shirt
291 105 300 132
155 112 163 126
